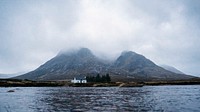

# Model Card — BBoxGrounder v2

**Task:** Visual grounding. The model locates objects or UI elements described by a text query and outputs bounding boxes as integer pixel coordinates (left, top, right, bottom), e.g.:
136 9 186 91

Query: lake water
0 86 200 112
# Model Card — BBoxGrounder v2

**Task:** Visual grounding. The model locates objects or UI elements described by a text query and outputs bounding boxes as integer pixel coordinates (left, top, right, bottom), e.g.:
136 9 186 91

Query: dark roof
75 75 86 80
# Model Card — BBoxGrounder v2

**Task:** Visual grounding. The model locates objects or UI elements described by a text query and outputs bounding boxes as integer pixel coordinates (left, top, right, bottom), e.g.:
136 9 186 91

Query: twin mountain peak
16 48 194 81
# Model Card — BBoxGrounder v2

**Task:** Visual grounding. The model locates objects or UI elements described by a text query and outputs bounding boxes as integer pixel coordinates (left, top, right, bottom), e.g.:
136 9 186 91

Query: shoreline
1 79 200 87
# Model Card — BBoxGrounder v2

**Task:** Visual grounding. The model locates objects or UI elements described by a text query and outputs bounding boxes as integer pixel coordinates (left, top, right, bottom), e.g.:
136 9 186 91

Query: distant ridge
15 48 195 81
160 65 184 74
0 72 27 79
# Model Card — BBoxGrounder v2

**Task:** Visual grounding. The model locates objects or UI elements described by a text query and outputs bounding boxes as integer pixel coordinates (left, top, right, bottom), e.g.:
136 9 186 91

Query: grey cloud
0 0 200 76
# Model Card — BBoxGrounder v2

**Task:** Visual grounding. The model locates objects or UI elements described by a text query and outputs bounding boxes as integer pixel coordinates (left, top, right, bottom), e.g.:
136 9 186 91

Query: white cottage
71 75 87 83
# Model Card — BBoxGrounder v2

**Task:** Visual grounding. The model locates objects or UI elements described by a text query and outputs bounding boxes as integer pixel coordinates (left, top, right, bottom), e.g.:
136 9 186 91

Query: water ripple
0 86 200 112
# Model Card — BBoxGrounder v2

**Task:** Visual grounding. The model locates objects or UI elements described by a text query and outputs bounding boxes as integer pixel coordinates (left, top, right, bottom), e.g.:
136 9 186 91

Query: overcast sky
0 0 200 76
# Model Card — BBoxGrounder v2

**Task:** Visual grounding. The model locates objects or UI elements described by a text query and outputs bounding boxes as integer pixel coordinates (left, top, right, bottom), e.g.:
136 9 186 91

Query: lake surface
0 86 200 112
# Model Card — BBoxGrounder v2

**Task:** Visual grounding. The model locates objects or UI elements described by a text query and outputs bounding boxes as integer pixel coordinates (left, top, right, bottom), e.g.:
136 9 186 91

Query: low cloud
0 0 200 76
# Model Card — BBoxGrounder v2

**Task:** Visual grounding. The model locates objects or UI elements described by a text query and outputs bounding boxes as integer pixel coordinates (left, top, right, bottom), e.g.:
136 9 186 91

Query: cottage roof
75 75 86 80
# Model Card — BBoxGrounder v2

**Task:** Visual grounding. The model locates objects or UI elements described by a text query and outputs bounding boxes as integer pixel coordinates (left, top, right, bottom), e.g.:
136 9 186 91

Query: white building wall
82 80 87 83
71 78 87 83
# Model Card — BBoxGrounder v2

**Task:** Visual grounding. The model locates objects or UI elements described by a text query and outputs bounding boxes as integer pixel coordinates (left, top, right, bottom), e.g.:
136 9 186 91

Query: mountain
15 48 195 81
0 72 26 79
160 65 184 74
15 48 109 80
0 74 9 79
111 51 193 81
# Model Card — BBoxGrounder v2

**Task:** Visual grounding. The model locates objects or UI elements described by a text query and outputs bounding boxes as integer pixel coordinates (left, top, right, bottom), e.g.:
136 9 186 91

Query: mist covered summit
16 48 108 80
15 48 194 81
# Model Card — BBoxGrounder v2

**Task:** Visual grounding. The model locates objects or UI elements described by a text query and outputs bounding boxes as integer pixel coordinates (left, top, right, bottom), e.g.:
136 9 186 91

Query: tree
86 76 95 82
96 74 101 82
86 74 111 83
101 75 106 82
106 73 111 82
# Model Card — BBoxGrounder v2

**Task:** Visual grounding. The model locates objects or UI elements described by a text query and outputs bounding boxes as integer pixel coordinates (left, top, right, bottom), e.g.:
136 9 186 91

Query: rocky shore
1 78 200 87
0 79 65 87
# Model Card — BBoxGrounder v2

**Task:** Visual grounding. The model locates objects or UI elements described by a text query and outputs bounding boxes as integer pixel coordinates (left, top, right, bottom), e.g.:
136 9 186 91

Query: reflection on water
0 86 200 112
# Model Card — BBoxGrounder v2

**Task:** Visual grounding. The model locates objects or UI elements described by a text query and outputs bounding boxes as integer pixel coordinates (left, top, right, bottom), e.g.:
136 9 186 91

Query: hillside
15 48 195 81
